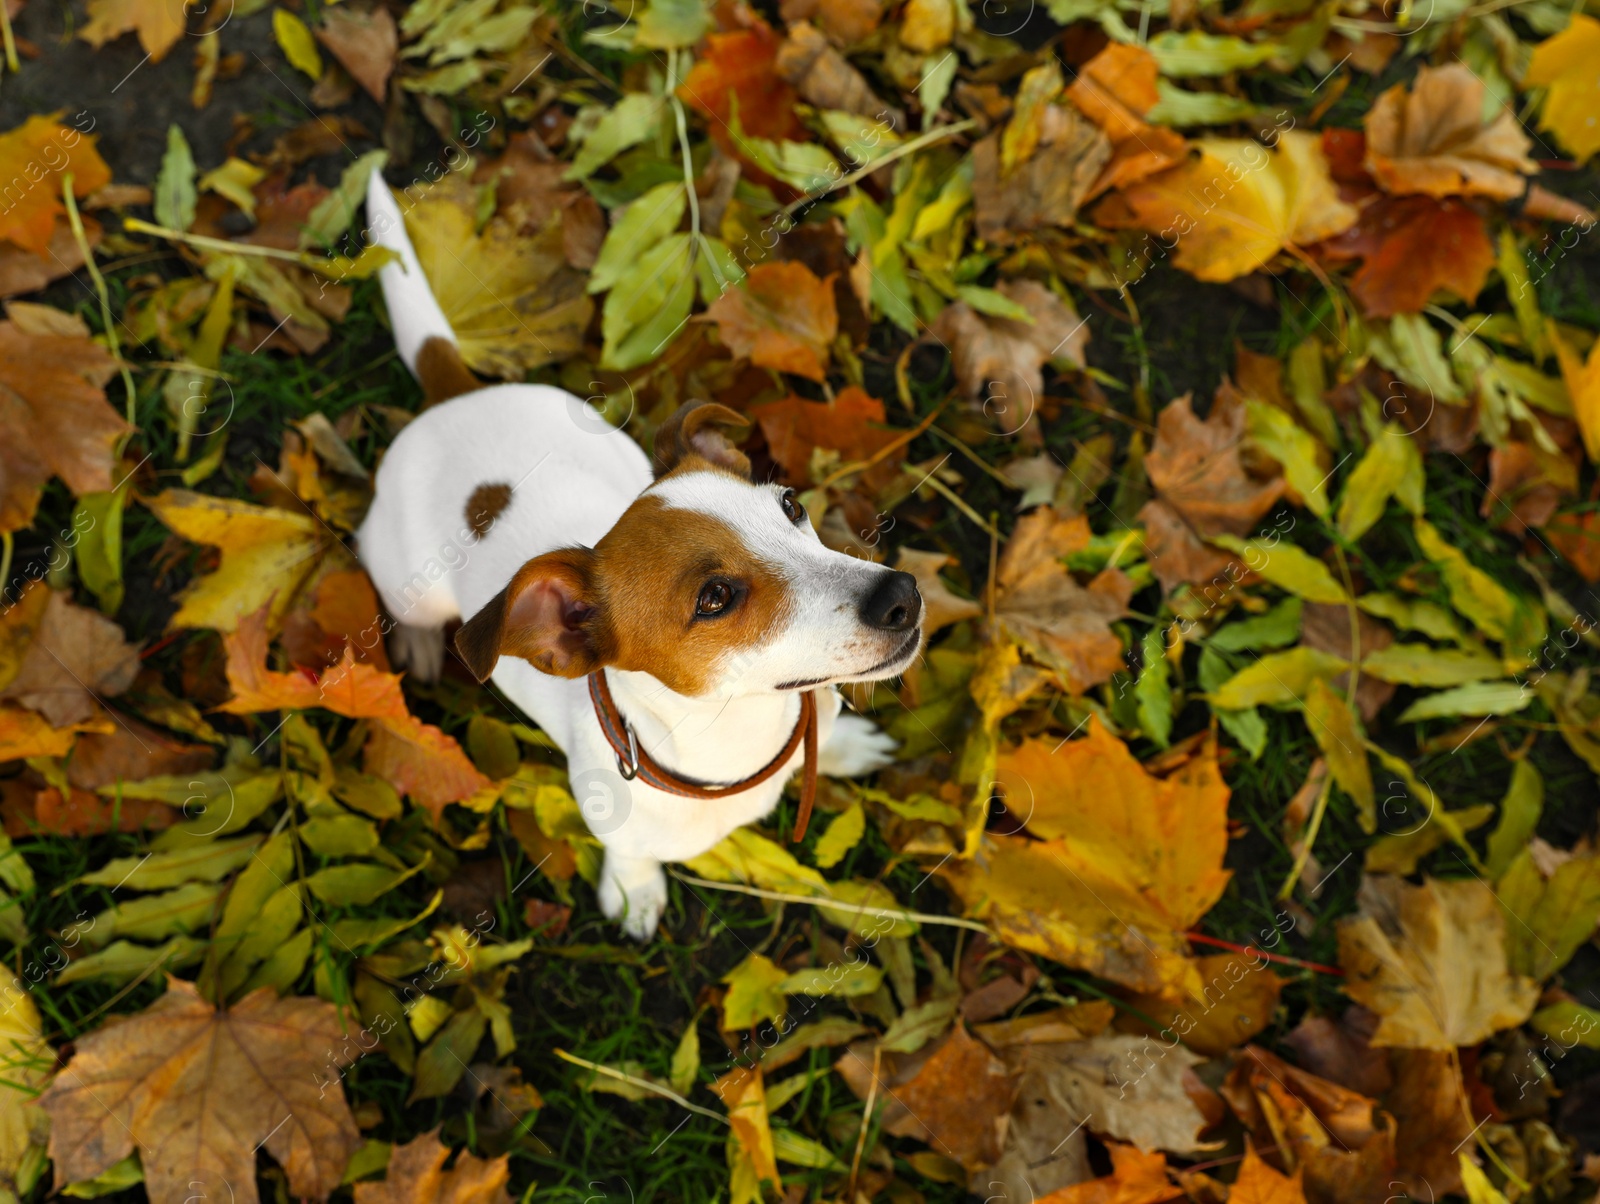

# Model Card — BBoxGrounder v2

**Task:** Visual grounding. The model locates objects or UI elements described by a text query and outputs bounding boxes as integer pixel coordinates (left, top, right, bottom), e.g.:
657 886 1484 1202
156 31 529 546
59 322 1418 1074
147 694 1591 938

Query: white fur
357 173 920 937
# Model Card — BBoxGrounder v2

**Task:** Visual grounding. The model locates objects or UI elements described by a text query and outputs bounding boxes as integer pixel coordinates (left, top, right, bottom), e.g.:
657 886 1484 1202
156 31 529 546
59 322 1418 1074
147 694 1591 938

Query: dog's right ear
652 401 751 479
454 548 610 682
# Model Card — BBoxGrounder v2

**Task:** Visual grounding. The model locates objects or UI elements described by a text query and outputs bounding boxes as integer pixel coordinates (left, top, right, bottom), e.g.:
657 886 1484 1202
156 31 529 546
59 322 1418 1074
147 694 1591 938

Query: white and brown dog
357 171 923 937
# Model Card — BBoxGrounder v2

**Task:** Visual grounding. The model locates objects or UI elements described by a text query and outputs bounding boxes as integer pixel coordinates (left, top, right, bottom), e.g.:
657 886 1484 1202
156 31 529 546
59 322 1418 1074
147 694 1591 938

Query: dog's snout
859 571 921 633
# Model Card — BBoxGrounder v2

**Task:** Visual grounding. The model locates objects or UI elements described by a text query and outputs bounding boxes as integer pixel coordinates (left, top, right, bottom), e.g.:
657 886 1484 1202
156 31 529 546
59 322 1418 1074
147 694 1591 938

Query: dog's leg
389 624 447 682
818 712 898 777
597 851 669 940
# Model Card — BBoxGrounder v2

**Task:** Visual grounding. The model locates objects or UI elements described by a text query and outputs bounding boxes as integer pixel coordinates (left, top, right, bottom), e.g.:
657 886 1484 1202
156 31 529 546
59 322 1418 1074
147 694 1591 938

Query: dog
356 170 924 937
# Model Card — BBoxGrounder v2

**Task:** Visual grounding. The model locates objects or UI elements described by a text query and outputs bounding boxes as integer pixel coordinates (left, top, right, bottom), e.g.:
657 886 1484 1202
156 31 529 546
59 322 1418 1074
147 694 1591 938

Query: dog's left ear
454 548 610 682
653 401 751 479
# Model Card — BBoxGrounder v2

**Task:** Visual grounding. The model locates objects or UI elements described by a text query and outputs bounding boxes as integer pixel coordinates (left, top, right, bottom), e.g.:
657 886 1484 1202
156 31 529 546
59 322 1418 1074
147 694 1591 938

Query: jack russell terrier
357 170 923 937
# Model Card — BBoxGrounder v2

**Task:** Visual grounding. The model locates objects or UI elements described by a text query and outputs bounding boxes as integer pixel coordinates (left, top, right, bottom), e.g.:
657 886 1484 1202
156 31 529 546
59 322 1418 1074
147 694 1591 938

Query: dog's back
357 169 652 668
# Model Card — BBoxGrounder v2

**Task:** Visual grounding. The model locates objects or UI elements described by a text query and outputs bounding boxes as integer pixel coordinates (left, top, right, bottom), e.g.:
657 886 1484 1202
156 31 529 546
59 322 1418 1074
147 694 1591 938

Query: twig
555 1049 729 1124
63 173 137 430
846 1044 883 1200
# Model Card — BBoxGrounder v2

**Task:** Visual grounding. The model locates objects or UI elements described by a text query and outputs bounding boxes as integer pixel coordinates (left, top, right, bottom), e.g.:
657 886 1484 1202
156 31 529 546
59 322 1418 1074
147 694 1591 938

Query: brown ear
652 401 752 479
453 548 610 682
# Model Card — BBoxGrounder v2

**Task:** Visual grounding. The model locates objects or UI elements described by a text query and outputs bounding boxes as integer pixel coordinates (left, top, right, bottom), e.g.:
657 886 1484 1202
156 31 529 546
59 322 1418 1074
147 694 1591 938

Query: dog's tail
365 166 480 405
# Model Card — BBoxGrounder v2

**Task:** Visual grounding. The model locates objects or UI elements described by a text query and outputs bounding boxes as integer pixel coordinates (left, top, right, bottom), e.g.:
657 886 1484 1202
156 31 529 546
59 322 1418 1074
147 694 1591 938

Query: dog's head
454 401 923 695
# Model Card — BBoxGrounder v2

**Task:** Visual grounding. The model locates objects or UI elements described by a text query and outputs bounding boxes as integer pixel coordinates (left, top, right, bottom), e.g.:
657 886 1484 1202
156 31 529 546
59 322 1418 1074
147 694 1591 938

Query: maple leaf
1525 15 1600 163
943 718 1230 996
1230 1145 1307 1204
702 260 838 381
932 280 1089 418
218 603 406 719
972 101 1111 244
0 118 112 257
679 21 806 151
38 978 362 1204
1319 194 1495 318
316 7 398 105
988 507 1131 694
1034 1142 1182 1204
1063 43 1188 197
1363 64 1536 200
352 1130 511 1204
1481 440 1575 534
1120 952 1286 1056
144 490 336 633
0 589 139 726
1336 875 1540 1049
1106 131 1356 283
749 386 905 488
0 305 126 535
282 567 392 670
0 705 106 762
363 712 493 822
80 0 198 61
1552 326 1600 463
402 177 591 378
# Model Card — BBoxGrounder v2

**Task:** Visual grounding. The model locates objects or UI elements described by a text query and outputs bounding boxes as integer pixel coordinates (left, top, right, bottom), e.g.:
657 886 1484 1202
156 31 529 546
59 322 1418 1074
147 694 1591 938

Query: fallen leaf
1496 842 1600 981
1108 131 1356 282
1336 875 1540 1049
1553 326 1600 463
0 214 101 298
0 306 127 535
66 716 214 791
679 21 806 153
1064 43 1188 197
218 603 406 720
0 589 139 726
0 117 113 257
1229 1145 1307 1204
1525 15 1600 163
1363 64 1536 200
778 0 882 45
1035 1142 1182 1204
1319 195 1495 318
990 507 1131 693
894 547 981 635
317 7 397 104
710 1065 779 1196
39 978 362 1204
972 105 1111 244
1118 953 1286 1057
80 0 197 61
364 712 493 823
702 260 837 381
1384 1048 1475 1200
1481 439 1575 534
835 1023 1016 1170
5 783 175 837
750 386 904 488
0 966 51 1194
1282 1008 1393 1099
403 177 591 378
352 1130 510 1204
945 719 1229 995
775 21 894 118
932 280 1089 415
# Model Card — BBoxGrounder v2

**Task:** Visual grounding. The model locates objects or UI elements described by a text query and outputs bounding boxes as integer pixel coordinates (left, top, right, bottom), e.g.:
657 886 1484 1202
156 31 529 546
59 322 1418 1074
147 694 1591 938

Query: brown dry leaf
989 506 1131 693
749 386 904 488
38 978 362 1204
1336 875 1540 1050
80 0 196 61
1138 499 1244 594
932 280 1089 416
316 7 397 104
776 21 894 118
1229 1145 1307 1204
973 107 1111 244
1118 953 1287 1057
1547 506 1600 581
1222 1045 1398 1204
1282 1008 1393 1099
1299 602 1394 724
1318 194 1495 318
218 603 406 720
1144 393 1286 540
364 712 494 823
895 547 981 635
1384 1048 1475 1200
0 118 113 257
779 0 883 44
1482 440 1576 534
353 1130 511 1204
0 589 139 726
0 307 127 535
4 783 175 837
0 215 99 298
834 1023 1016 1170
944 718 1230 996
1363 64 1536 200
474 134 605 270
66 716 214 792
1106 132 1356 283
1035 1142 1182 1204
1063 44 1188 197
702 260 838 381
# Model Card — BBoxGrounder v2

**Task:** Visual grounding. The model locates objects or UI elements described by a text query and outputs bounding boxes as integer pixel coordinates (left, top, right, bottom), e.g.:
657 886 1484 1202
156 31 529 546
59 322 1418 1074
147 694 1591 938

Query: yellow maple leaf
1110 130 1356 282
80 0 199 63
1524 16 1600 164
1554 319 1600 465
942 717 1231 997
0 118 112 257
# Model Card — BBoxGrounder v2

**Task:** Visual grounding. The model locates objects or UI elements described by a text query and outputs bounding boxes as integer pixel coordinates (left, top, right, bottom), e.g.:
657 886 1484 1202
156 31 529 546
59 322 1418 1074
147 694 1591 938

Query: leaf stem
554 1049 728 1123
62 172 137 431
670 871 990 932
781 119 977 218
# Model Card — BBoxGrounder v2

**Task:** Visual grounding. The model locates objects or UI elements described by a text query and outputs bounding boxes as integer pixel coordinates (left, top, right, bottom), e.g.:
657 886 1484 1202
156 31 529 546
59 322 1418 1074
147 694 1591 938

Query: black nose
859 571 922 632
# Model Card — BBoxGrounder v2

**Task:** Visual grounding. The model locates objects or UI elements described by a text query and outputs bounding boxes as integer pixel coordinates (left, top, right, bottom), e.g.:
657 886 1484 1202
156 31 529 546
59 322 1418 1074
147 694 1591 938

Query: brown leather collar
586 671 820 842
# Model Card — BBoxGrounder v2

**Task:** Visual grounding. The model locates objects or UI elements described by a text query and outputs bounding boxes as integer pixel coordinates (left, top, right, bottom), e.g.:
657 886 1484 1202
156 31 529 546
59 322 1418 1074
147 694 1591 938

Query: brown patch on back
416 336 481 406
465 482 513 538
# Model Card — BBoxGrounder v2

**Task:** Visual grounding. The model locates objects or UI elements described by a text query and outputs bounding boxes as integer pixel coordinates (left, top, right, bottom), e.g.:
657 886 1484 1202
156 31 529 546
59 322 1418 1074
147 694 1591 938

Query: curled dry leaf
38 979 362 1204
352 1130 512 1204
702 259 838 381
0 589 139 727
776 21 895 118
1363 64 1536 200
1063 44 1188 197
944 718 1230 996
932 279 1089 416
1336 875 1540 1050
973 104 1111 244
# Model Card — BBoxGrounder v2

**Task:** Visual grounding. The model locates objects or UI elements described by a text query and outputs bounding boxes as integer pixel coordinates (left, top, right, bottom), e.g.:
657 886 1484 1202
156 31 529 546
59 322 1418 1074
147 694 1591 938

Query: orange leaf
218 604 407 719
1230 1144 1307 1204
353 1130 511 1204
1363 63 1535 200
1319 195 1494 318
364 713 492 822
80 0 199 63
749 386 904 487
702 261 838 381
1036 1143 1182 1204
1065 43 1161 142
0 118 112 257
679 23 806 147
0 705 104 762
5 784 175 838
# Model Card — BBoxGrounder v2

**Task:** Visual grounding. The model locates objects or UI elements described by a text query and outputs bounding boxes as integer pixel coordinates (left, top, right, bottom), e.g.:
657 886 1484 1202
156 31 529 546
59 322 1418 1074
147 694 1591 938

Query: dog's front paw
598 857 668 940
818 713 899 777
390 624 446 683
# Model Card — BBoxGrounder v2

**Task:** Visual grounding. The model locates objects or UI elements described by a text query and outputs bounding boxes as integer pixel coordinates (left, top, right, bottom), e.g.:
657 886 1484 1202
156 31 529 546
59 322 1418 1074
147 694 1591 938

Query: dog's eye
779 489 806 524
696 581 734 616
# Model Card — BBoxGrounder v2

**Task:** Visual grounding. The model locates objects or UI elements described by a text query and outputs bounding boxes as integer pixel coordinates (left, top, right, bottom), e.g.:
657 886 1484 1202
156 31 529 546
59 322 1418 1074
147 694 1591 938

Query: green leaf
1486 760 1543 880
305 860 426 907
781 960 884 998
332 768 402 819
1397 681 1532 722
411 1007 489 1101
216 884 303 1000
341 1141 392 1187
1145 30 1280 74
154 124 197 232
0 833 33 895
240 926 313 995
302 149 387 251
80 884 224 950
301 813 381 858
1356 592 1469 644
669 1017 700 1095
1374 314 1465 402
1365 803 1495 875
1147 81 1261 126
1209 647 1349 709
272 7 323 80
77 834 262 891
1303 678 1374 832
565 94 660 182
1198 645 1266 759
820 110 903 167
1360 644 1506 686
330 889 443 952
722 953 790 1031
1528 1000 1600 1050
1498 847 1600 980
1286 337 1341 447
1245 400 1328 516
56 936 206 986
812 802 864 870
1337 430 1424 542
1135 625 1172 748
773 1128 844 1171
763 1017 869 1073
635 0 710 48
879 996 958 1054
199 158 266 218
600 232 696 371
73 485 127 615
1207 597 1302 652
199 829 294 996
355 971 416 1074
590 182 687 295
136 771 283 848
62 1155 144 1198
1209 535 1347 603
